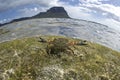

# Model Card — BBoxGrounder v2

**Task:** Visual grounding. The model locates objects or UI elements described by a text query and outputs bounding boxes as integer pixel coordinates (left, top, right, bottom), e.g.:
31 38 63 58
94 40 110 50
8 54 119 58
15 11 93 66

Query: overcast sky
0 0 120 30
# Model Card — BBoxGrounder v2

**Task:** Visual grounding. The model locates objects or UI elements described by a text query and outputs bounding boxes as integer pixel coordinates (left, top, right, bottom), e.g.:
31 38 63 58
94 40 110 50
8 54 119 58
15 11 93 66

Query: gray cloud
0 0 59 12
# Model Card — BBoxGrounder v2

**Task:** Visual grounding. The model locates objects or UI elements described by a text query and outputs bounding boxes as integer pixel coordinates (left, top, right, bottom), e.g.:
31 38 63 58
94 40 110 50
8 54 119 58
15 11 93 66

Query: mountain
0 7 70 26
0 36 120 80
33 7 70 18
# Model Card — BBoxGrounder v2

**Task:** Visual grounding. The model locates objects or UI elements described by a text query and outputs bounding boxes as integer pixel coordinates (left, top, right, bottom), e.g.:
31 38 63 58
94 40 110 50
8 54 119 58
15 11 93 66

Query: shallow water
0 18 120 51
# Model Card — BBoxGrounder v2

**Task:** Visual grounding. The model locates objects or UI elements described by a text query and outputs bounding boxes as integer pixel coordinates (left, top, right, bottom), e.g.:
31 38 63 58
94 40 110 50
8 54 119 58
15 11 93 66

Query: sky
0 0 120 31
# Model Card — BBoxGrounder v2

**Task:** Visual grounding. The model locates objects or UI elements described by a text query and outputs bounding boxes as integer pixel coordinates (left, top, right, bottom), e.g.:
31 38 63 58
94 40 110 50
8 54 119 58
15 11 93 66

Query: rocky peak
33 7 70 18
47 7 67 13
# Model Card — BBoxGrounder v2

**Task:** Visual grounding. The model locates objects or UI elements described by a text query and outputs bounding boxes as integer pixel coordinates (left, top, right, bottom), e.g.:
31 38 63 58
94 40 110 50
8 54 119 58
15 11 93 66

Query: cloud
0 0 59 12
78 0 120 23
64 6 93 19
18 7 40 17
79 0 110 4
80 0 101 4
83 3 120 17
102 12 108 16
